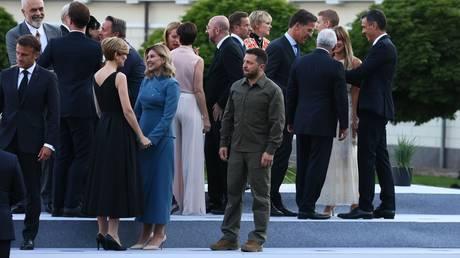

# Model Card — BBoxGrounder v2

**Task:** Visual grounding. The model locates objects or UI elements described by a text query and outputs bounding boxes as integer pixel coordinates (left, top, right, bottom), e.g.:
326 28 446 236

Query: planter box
392 167 413 186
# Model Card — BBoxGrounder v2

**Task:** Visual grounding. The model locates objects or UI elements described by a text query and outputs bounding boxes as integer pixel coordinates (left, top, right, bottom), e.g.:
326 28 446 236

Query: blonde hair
249 10 272 30
101 37 129 61
163 21 181 50
144 43 175 78
334 26 354 70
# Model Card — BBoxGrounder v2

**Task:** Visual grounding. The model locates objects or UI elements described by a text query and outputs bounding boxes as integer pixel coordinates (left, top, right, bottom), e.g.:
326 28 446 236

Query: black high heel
96 233 106 250
105 234 127 251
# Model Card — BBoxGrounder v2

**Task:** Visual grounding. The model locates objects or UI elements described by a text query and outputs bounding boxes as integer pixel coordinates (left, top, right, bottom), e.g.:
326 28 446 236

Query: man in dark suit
59 3 70 36
0 35 59 250
338 10 397 220
265 9 317 217
38 1 102 217
204 15 244 214
229 11 250 55
100 15 145 106
0 150 26 258
5 0 61 66
287 29 348 220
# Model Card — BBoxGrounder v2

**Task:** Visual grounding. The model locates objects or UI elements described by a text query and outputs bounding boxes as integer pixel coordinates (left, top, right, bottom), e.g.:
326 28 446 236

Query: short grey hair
316 28 337 50
61 3 70 22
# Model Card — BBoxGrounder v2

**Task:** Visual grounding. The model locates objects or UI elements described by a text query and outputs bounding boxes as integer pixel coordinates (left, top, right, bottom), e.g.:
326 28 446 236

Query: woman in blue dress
132 43 179 250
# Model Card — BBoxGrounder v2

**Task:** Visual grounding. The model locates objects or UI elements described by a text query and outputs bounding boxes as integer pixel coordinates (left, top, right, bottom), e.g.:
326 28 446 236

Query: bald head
207 15 230 44
21 0 45 28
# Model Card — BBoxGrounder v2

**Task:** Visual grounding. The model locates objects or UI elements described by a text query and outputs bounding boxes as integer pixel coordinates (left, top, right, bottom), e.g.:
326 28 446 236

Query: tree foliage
349 0 460 124
140 0 301 68
0 7 17 70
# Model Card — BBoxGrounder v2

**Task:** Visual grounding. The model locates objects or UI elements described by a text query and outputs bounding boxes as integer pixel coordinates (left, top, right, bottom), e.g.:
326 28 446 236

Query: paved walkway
11 248 460 258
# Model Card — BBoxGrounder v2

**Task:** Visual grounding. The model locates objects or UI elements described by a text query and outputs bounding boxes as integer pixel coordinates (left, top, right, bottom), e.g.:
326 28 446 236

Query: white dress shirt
25 21 47 52
284 32 299 56
373 33 388 46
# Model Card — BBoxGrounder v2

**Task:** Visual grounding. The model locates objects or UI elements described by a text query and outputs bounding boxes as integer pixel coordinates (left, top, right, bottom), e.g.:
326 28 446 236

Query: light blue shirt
284 32 299 56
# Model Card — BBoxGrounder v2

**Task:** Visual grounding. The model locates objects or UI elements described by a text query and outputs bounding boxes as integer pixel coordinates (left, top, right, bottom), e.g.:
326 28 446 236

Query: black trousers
41 156 54 206
204 107 227 209
357 111 395 212
53 117 94 210
270 128 293 207
6 137 41 241
295 134 333 213
0 240 11 258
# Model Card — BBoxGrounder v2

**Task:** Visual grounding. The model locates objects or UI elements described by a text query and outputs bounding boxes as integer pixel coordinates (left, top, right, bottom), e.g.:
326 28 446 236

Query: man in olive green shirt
210 48 285 252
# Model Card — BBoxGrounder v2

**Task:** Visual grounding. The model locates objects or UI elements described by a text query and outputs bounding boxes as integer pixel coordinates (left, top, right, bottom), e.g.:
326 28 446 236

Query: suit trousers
41 157 54 206
295 134 333 213
221 151 270 244
173 93 206 215
0 240 11 258
270 128 293 207
5 136 41 240
204 107 227 209
357 111 395 212
53 117 94 210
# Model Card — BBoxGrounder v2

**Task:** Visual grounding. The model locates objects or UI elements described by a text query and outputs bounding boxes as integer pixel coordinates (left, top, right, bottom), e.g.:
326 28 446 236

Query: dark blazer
204 36 244 109
346 35 397 120
286 48 348 137
0 65 59 154
120 44 145 107
38 31 102 118
6 22 61 66
0 150 26 241
60 25 70 36
230 35 245 56
265 35 296 94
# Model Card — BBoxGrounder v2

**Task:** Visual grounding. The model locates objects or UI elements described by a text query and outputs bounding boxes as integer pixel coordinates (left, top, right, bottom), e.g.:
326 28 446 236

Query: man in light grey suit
5 0 61 66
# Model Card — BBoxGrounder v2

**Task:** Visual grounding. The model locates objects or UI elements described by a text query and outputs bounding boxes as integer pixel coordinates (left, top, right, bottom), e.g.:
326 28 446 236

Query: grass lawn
283 167 460 188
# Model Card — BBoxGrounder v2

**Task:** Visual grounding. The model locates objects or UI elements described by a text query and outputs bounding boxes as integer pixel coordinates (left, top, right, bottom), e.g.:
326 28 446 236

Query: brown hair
101 37 129 61
163 22 181 49
17 34 41 53
68 1 90 29
318 9 339 27
105 16 126 39
144 43 175 78
334 26 354 70
228 11 248 32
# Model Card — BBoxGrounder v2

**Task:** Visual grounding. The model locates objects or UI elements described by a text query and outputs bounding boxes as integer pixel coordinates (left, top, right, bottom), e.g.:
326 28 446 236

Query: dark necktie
294 44 301 57
35 31 40 41
18 70 29 101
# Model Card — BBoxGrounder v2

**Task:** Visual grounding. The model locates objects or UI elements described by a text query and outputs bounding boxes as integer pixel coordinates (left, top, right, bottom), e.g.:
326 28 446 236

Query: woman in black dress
83 37 151 251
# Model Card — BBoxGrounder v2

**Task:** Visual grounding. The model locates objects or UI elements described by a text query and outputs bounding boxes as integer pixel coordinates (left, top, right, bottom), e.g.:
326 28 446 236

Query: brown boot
241 240 263 252
210 239 239 251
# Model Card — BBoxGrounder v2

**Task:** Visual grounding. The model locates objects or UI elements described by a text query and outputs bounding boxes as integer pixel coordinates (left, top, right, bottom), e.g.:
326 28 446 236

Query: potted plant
392 136 416 186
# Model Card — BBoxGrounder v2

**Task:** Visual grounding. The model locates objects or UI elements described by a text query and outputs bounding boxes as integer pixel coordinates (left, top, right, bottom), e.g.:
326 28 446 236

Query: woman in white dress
317 26 361 216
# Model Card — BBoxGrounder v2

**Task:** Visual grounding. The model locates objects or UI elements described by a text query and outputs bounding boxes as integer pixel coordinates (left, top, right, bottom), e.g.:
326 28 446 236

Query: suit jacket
204 36 243 109
60 25 70 36
230 35 245 56
119 45 145 107
0 150 25 240
346 35 397 120
38 31 102 118
286 48 348 137
265 35 296 95
6 22 61 66
0 65 60 154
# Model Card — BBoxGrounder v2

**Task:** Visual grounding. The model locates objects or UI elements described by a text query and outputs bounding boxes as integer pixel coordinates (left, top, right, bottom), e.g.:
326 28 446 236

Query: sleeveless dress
317 60 359 206
83 72 143 217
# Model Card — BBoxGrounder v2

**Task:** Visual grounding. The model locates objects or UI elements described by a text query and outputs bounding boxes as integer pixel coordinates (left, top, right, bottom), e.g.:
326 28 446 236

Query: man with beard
6 0 61 66
210 48 284 252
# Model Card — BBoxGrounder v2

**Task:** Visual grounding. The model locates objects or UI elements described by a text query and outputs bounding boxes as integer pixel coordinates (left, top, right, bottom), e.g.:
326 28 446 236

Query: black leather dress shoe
270 205 284 216
338 207 373 219
278 206 298 217
51 208 64 217
11 205 25 214
20 239 34 250
297 211 331 220
210 207 225 215
373 207 395 219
